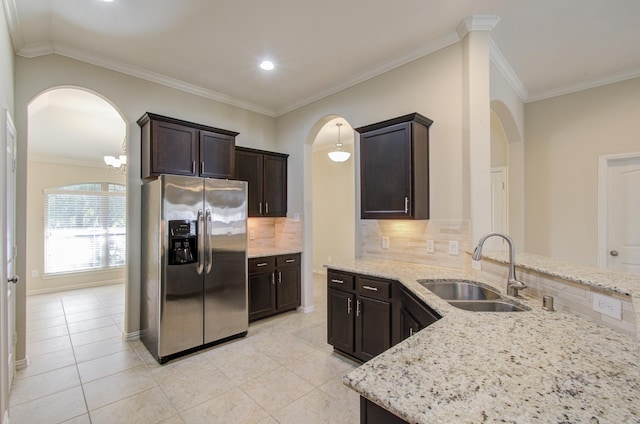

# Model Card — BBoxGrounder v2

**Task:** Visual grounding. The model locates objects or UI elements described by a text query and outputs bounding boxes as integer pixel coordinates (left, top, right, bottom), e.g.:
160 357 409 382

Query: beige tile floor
9 274 360 424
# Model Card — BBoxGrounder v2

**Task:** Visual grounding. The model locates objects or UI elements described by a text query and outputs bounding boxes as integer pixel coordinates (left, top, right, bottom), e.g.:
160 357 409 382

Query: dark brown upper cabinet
356 113 433 220
138 112 238 179
234 146 288 217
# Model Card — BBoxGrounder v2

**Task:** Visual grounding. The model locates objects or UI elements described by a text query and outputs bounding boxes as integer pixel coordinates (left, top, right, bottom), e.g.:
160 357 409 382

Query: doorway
311 117 356 274
598 152 640 273
23 88 127 367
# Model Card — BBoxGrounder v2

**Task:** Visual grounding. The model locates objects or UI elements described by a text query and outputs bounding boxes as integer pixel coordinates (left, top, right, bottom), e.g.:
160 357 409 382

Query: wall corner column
457 15 499 245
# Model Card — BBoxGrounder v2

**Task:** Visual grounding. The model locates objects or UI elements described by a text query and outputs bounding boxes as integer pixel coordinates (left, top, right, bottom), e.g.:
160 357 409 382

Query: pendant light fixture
328 122 351 163
104 137 127 175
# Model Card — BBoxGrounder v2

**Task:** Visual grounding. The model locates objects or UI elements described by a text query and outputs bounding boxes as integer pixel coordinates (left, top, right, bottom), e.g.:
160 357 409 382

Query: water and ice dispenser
168 220 198 265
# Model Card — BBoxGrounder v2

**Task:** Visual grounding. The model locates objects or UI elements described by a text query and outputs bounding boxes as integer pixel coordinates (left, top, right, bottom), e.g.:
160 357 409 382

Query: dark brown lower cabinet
249 253 301 322
327 269 440 363
360 397 409 424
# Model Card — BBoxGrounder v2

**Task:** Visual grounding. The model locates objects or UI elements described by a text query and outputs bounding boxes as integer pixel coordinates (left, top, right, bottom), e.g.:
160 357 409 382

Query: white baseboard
15 356 29 370
298 305 315 314
123 331 141 341
27 279 124 296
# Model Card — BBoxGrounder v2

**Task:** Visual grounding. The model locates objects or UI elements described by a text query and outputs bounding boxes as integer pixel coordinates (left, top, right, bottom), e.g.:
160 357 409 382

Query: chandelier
104 138 127 175
328 123 351 163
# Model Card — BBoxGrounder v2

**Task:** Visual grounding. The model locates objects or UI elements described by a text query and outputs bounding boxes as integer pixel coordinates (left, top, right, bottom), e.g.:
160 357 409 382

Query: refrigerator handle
197 209 204 275
205 209 213 274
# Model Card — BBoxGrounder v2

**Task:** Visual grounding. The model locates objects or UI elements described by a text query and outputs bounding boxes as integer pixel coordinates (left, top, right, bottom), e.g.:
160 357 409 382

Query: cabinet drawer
276 253 300 268
248 256 276 273
327 271 355 290
356 277 391 300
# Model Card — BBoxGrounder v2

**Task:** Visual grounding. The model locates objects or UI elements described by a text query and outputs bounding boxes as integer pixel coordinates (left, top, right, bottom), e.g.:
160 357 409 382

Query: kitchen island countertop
326 259 640 424
247 247 302 259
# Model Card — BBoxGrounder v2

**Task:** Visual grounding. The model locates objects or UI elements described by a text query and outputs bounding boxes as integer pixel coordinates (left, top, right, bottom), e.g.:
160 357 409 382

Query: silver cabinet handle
259 203 262 214
331 279 344 284
410 328 414 337
347 298 352 314
362 285 378 292
265 202 269 214
610 250 619 257
285 259 295 263
356 300 361 317
256 262 268 267
271 273 275 285
404 197 409 213
200 161 205 175
192 161 196 174
278 271 282 284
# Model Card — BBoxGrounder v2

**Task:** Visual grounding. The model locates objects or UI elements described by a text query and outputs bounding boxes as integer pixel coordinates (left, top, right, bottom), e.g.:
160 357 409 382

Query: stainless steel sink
418 279 529 312
418 280 501 301
448 300 528 312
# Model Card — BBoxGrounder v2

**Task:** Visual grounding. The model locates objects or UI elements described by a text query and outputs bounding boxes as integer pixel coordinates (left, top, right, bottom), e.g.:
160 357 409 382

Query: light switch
382 236 390 250
448 240 459 255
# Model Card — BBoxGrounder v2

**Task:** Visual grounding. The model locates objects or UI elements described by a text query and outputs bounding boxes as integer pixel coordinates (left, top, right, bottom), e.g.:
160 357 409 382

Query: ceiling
7 0 640 163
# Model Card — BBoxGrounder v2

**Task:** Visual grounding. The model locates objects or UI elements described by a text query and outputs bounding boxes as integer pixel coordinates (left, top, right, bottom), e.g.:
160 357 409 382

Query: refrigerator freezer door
203 178 248 344
160 175 205 358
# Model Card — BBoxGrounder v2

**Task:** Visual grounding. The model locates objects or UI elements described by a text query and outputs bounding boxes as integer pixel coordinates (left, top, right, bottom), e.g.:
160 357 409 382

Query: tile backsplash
360 219 470 269
248 217 302 251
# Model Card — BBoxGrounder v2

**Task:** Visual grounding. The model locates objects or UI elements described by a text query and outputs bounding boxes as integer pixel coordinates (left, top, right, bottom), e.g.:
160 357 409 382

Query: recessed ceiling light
260 60 275 71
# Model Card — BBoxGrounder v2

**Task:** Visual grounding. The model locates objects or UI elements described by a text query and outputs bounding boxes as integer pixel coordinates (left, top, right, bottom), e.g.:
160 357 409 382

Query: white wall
524 77 640 266
14 54 277 355
26 161 126 294
0 3 14 422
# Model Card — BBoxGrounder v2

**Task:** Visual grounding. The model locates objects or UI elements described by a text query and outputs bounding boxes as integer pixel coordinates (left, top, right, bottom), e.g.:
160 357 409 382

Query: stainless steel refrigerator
141 175 248 363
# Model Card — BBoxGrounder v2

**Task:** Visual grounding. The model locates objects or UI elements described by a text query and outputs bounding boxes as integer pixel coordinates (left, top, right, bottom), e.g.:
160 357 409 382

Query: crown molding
17 42 279 117
489 38 529 102
456 15 500 39
526 67 640 103
28 154 105 168
2 0 24 52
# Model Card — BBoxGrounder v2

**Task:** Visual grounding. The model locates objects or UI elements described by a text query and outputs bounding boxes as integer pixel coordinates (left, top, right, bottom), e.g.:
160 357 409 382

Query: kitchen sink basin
447 300 528 312
418 280 501 301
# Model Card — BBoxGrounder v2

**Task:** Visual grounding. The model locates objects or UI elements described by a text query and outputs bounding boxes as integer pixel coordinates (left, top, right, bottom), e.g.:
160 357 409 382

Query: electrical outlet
471 260 482 271
31 269 39 278
382 236 390 250
249 230 255 240
448 240 459 255
328 256 332 263
426 240 435 254
593 293 622 320
293 213 301 222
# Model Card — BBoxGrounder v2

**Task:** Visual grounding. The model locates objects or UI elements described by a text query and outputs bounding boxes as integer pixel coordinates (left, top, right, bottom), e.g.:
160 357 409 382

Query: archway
490 100 525 251
22 87 128 367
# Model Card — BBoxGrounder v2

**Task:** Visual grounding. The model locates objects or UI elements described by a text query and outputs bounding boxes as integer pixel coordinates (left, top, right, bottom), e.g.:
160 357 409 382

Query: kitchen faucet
472 232 526 297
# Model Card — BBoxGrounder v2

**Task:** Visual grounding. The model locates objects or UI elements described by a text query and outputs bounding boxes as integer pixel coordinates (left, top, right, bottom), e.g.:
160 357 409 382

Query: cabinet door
398 306 422 342
360 122 411 219
327 288 355 355
235 150 263 217
356 296 391 361
276 266 300 311
393 285 440 344
199 130 235 179
151 120 198 176
263 154 287 217
248 271 276 321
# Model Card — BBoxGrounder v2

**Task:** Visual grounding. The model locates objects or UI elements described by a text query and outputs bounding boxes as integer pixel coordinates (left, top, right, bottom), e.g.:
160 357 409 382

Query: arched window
44 182 126 274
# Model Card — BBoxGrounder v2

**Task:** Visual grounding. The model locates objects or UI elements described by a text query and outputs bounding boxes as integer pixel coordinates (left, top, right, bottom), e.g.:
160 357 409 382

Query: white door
4 110 17 385
604 155 640 273
489 167 508 251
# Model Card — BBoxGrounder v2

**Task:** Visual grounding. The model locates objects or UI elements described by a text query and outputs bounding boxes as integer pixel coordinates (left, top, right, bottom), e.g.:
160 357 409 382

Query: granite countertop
326 259 640 424
247 247 302 259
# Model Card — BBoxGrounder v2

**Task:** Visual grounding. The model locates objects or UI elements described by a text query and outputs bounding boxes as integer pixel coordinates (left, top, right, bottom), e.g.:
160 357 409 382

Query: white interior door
5 111 17 385
489 167 508 251
604 155 640 273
